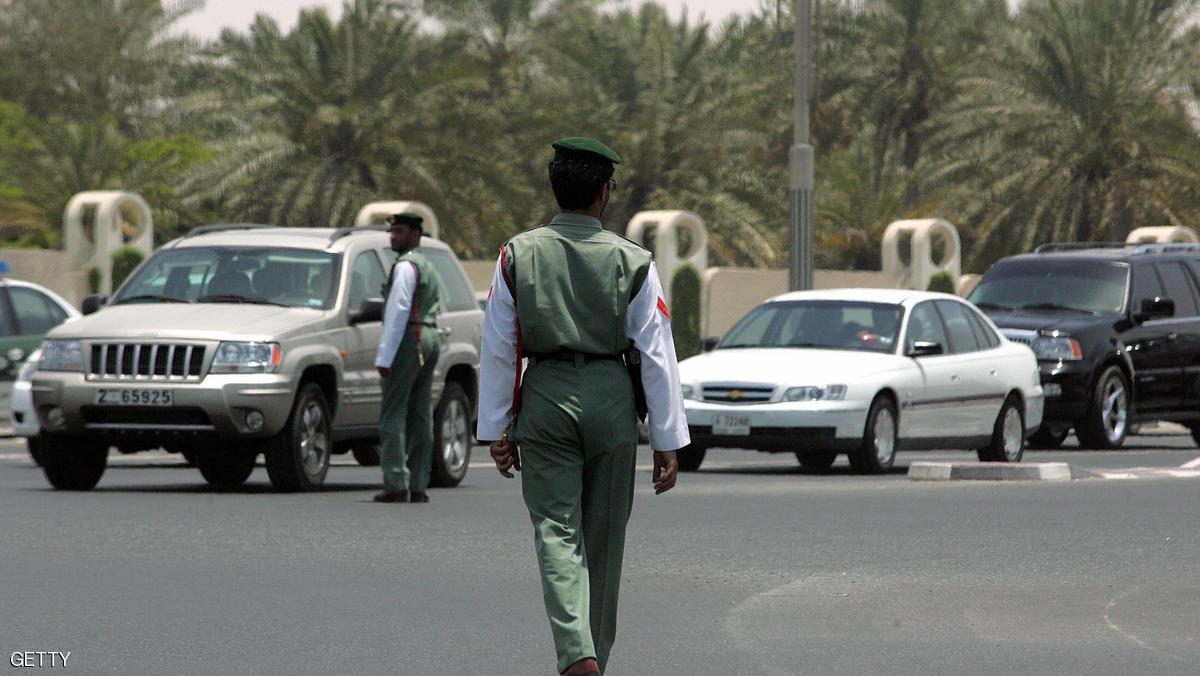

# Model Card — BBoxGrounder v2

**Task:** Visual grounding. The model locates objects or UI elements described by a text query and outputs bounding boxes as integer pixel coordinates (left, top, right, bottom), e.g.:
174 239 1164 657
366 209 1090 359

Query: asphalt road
2 435 1198 675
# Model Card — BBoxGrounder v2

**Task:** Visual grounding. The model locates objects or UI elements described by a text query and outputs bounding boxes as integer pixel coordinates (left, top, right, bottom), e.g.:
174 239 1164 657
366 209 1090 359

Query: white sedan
678 289 1044 474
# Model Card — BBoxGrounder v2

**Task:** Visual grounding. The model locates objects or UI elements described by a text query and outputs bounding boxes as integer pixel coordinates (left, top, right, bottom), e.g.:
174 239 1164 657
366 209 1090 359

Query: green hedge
111 246 146 290
926 270 956 294
670 264 702 360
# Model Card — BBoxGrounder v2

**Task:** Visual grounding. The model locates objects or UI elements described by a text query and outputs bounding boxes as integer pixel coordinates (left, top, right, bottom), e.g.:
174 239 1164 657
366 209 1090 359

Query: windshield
113 246 340 309
720 300 904 353
968 259 1128 315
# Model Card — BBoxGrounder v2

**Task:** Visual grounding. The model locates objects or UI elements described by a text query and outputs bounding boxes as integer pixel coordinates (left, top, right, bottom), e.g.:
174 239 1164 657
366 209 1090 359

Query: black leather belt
528 350 623 368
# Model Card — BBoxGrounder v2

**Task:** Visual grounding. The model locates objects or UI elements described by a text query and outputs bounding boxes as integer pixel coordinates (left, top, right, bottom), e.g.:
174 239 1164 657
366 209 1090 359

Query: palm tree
928 0 1200 265
182 0 480 232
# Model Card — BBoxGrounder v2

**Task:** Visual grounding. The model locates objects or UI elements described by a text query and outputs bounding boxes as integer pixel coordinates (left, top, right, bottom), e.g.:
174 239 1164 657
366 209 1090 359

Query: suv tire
849 395 897 474
678 445 706 472
1075 366 1129 449
978 395 1025 462
1028 426 1069 449
26 436 42 466
197 452 257 488
797 450 837 471
42 435 109 490
352 445 381 467
430 382 471 487
265 383 332 492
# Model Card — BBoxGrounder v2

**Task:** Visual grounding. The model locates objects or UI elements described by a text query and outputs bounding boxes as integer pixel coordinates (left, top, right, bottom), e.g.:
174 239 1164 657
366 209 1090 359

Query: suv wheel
978 395 1025 462
196 452 257 488
678 444 707 472
1028 426 1069 449
1075 366 1129 449
26 436 42 466
797 450 837 471
41 435 109 490
849 395 897 474
430 382 471 487
352 445 381 467
265 383 332 492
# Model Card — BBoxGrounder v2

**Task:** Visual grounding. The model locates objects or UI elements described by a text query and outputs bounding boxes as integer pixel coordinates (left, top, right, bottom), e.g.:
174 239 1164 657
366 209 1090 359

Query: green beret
387 212 423 228
551 137 622 165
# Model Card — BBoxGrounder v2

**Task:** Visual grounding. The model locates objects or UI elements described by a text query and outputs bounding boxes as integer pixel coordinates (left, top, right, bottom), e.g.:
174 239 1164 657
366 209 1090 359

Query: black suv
969 242 1200 449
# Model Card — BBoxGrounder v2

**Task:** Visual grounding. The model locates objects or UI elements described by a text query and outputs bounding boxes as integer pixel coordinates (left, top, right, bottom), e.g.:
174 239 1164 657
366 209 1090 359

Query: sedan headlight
783 384 847 402
681 384 698 400
39 340 83 372
1031 336 1082 361
211 342 282 374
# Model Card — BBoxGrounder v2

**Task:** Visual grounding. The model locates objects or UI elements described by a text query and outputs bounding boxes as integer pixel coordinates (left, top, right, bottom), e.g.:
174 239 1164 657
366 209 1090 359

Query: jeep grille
88 343 206 381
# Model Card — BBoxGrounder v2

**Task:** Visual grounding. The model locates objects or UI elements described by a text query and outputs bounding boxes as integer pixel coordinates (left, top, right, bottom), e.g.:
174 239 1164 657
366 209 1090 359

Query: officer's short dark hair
548 157 614 210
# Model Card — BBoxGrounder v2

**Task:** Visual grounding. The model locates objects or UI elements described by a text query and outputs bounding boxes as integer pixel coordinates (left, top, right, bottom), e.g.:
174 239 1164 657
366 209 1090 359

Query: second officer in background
374 212 442 504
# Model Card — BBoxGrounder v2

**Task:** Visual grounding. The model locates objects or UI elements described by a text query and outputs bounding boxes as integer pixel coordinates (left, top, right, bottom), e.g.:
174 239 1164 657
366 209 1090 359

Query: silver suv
31 225 482 491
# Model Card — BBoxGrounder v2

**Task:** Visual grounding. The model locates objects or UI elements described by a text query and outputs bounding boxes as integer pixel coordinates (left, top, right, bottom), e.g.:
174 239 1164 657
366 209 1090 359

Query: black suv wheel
1075 366 1129 449
41 435 109 490
430 382 471 487
265 383 332 491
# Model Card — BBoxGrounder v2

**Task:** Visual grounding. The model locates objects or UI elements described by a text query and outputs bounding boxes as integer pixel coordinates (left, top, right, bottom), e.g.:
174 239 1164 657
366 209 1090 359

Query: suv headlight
1031 336 1082 361
211 342 282 374
39 340 83 372
783 385 847 402
16 349 41 382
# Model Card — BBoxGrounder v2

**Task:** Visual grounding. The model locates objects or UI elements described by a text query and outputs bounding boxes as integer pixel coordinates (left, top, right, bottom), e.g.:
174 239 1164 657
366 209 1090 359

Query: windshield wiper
196 294 286 307
1020 302 1097 315
974 301 1013 312
113 295 191 305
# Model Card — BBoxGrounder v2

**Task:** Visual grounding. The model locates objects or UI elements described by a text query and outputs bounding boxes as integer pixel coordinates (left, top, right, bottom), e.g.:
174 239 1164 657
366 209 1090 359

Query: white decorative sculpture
1126 226 1198 245
881 218 961 291
354 201 440 240
64 191 154 295
625 210 708 305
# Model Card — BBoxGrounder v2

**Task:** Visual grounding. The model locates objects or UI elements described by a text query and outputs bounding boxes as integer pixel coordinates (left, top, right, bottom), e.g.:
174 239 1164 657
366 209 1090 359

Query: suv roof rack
1033 242 1130 254
186 224 277 238
1131 242 1200 255
329 224 386 242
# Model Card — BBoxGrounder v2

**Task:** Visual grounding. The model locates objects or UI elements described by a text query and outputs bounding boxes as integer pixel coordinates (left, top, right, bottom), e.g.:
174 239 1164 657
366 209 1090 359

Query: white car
678 289 1044 474
11 347 43 463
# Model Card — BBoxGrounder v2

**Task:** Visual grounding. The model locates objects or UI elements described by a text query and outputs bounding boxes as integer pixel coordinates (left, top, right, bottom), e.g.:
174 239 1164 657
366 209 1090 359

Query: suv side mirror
1134 297 1174 323
701 336 720 353
908 341 944 357
350 297 384 325
82 294 108 316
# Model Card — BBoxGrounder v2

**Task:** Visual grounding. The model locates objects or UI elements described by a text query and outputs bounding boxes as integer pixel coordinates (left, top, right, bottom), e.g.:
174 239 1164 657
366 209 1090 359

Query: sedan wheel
849 396 897 474
797 450 837 471
978 396 1024 462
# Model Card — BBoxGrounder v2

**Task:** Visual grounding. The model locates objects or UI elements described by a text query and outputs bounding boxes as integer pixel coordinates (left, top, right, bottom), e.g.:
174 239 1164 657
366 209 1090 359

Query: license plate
712 414 750 435
94 389 174 406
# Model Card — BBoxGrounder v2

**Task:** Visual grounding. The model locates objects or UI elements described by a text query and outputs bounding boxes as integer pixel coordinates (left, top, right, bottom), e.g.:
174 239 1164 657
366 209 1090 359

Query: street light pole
788 0 814 291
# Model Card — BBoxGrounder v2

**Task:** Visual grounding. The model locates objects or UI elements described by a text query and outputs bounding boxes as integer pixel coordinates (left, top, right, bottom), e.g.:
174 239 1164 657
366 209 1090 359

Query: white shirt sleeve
374 262 416 369
476 252 520 441
627 261 691 452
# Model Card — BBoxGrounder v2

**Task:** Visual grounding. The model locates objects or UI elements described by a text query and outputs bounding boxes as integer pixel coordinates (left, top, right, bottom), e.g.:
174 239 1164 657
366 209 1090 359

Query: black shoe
373 490 408 503
409 491 429 503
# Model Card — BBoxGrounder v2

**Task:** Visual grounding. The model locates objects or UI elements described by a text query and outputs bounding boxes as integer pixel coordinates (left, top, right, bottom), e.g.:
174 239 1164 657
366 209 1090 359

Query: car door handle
951 375 961 382
437 327 453 338
1167 332 1178 341
989 369 999 376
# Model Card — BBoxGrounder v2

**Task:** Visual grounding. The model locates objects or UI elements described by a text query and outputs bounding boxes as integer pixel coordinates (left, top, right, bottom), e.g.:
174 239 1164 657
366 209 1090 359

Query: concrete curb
908 462 1074 482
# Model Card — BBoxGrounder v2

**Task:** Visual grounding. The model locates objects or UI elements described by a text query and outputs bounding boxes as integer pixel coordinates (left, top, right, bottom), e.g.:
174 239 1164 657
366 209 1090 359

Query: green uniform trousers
515 359 638 674
380 327 440 493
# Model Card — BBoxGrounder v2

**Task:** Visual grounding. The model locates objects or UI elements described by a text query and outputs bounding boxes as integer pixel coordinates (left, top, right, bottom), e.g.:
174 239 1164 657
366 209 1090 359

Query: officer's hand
653 450 677 494
377 367 390 379
490 439 521 478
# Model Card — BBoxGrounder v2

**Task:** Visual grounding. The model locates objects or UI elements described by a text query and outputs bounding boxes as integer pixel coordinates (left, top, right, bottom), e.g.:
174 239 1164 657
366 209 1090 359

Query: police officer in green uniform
477 138 691 674
374 212 443 504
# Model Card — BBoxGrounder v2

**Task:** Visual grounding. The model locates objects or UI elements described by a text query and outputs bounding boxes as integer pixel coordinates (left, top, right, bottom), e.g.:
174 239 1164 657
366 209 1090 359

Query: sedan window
935 300 982 354
720 300 903 353
905 302 948 353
